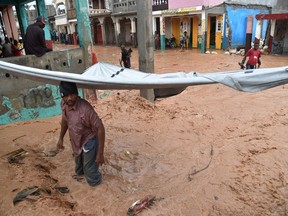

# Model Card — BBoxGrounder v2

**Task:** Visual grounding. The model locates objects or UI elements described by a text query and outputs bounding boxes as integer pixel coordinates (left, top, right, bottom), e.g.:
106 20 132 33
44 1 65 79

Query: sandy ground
0 45 288 216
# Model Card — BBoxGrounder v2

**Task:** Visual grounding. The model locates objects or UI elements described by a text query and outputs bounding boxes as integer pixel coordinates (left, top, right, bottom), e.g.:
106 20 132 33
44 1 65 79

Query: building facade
151 0 287 54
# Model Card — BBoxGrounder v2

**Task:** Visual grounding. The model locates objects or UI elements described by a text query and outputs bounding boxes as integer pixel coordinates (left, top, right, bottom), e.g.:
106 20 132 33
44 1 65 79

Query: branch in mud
187 145 214 181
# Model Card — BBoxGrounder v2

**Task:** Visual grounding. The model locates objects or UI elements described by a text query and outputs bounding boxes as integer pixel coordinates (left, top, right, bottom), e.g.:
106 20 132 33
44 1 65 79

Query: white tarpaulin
0 61 288 92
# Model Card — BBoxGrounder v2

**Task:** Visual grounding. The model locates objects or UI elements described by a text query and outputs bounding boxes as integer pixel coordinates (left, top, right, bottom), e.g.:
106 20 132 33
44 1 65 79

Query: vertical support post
131 18 137 47
201 10 207 53
137 0 155 102
114 18 120 46
75 0 93 68
269 19 276 52
160 16 166 51
254 19 262 44
2 6 18 39
222 13 227 50
71 23 77 45
245 15 253 54
15 3 27 37
75 0 95 100
99 17 106 45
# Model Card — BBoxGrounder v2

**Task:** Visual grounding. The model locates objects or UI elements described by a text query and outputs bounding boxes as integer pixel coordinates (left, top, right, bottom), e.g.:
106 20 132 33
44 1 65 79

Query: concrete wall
273 0 288 13
0 48 85 125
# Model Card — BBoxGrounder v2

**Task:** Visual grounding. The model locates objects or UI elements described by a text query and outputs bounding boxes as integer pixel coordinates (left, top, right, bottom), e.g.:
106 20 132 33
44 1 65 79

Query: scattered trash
124 150 131 157
56 186 70 194
13 186 51 205
43 150 58 157
72 174 85 182
98 90 110 99
1 148 28 164
127 195 160 216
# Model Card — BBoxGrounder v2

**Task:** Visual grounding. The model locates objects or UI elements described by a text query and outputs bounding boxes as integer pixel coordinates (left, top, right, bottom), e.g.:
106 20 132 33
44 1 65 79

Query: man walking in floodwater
119 44 132 68
56 81 105 186
241 41 261 69
24 16 52 57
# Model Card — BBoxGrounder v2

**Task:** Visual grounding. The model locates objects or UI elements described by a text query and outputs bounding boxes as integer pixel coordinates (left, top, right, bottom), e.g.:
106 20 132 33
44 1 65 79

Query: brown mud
0 45 288 215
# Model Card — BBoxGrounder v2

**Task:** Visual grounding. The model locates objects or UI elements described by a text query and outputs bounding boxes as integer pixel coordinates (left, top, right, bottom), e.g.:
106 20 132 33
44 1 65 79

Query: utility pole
137 0 155 102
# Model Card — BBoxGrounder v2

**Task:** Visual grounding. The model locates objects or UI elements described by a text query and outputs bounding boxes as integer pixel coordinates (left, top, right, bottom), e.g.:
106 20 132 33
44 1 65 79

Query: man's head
120 44 125 50
36 16 46 29
59 81 78 106
4 37 9 43
254 42 259 50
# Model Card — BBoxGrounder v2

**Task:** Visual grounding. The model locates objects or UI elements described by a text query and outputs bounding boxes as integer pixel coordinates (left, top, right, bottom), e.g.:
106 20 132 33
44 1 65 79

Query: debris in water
127 195 159 216
1 148 28 164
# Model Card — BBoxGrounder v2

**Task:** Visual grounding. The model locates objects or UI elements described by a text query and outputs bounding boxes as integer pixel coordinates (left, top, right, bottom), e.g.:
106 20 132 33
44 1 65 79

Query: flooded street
1 44 288 215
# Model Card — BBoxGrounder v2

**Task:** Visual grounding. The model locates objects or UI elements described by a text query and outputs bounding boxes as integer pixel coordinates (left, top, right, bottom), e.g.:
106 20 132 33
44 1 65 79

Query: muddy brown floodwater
0 44 288 215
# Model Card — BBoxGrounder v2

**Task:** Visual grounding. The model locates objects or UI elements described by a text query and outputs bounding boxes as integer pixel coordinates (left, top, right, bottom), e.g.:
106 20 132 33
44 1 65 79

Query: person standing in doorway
183 31 189 49
154 31 160 50
24 15 53 57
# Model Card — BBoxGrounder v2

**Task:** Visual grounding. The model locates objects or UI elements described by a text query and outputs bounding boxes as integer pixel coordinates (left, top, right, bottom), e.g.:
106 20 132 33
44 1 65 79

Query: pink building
168 0 224 9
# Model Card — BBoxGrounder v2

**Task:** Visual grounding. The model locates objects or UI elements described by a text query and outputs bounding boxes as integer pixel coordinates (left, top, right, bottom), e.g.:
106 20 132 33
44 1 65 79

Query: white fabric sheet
0 61 287 92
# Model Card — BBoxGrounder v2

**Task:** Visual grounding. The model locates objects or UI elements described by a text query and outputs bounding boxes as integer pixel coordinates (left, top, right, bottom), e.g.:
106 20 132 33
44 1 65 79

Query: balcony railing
152 0 168 11
89 8 111 15
67 8 111 19
113 0 136 14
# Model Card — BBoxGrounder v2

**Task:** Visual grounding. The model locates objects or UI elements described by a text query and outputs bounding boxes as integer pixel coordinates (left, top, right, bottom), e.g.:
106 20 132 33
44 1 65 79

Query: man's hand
96 153 105 165
56 139 65 152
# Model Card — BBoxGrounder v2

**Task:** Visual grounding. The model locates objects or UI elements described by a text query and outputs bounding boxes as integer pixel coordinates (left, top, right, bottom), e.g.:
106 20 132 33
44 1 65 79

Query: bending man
56 81 105 186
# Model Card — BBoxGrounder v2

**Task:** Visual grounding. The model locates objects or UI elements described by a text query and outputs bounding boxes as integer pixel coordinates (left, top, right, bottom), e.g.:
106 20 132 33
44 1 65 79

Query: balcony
67 8 76 20
152 0 168 11
55 13 68 26
89 8 112 16
113 0 136 14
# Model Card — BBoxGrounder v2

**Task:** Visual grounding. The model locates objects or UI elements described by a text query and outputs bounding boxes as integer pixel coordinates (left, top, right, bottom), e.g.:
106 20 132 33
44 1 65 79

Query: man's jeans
74 139 102 186
246 64 256 69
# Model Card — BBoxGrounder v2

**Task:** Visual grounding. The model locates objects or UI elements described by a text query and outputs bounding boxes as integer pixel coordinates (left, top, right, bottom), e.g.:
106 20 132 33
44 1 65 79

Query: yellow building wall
172 18 180 46
206 16 211 49
216 15 223 49
192 17 198 48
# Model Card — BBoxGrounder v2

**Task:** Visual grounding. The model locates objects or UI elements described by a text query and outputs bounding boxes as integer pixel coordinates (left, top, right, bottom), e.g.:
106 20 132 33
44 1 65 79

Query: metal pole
137 0 155 102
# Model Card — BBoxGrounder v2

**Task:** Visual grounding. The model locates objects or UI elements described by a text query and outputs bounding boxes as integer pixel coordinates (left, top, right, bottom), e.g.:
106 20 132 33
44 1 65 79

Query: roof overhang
256 13 288 20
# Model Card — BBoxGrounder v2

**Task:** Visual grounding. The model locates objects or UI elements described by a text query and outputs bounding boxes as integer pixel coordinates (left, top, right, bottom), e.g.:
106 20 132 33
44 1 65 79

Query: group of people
0 37 24 58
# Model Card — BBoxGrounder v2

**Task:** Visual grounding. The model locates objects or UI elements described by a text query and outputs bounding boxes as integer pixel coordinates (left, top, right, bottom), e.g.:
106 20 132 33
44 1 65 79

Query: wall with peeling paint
226 5 270 48
0 48 85 125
